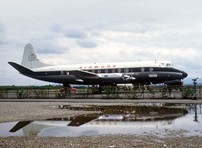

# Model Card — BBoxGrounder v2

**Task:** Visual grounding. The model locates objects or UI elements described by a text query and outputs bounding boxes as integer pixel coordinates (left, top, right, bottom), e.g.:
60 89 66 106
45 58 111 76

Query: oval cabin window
118 68 121 73
125 68 129 73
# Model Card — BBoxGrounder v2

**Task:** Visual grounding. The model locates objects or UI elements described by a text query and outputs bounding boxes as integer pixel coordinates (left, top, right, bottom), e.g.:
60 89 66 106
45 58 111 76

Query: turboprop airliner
8 43 188 88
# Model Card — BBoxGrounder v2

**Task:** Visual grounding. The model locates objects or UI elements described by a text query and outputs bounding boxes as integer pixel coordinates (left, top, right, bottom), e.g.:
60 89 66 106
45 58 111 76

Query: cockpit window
166 63 173 67
160 62 173 67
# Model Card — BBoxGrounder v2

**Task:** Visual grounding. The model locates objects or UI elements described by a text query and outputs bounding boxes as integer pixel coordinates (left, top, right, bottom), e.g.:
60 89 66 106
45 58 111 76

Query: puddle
0 104 202 137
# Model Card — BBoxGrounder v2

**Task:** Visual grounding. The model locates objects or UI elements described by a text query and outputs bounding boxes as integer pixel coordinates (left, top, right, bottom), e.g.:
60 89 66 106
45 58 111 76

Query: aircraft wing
68 114 100 126
69 70 100 79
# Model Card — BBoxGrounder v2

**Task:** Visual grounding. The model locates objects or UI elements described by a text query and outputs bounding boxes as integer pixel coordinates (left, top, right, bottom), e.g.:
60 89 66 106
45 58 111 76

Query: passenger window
141 67 145 72
105 69 108 73
101 69 105 73
129 68 132 72
118 68 121 73
149 67 153 72
125 68 129 73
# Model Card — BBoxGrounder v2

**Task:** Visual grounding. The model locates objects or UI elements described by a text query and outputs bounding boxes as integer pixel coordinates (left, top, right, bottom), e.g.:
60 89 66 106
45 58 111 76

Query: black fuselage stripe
33 67 181 76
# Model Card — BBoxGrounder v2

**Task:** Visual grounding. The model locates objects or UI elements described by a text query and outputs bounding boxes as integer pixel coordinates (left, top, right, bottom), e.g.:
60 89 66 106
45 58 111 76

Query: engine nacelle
98 73 123 78
98 73 135 81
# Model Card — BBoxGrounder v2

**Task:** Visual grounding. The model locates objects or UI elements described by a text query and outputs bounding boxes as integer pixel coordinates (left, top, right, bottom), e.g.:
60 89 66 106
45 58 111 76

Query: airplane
8 113 180 136
8 43 188 90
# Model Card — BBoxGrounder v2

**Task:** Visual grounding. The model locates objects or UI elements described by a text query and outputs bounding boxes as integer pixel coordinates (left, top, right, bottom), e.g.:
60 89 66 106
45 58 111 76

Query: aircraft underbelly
26 71 183 85
28 75 79 84
133 72 182 84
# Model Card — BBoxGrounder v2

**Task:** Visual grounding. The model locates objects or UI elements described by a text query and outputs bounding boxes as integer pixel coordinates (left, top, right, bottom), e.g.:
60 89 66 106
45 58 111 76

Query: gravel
1 135 202 148
0 102 202 148
0 102 96 122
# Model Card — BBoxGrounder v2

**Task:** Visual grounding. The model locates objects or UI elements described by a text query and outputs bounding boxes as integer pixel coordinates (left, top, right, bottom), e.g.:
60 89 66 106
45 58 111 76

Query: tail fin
21 43 49 69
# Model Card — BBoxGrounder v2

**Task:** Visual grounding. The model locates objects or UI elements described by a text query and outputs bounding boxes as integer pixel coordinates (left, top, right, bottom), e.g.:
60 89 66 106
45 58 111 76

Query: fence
0 85 202 99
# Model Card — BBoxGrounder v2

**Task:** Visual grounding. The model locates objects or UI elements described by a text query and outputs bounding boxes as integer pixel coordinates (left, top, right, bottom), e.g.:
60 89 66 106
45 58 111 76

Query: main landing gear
60 84 76 94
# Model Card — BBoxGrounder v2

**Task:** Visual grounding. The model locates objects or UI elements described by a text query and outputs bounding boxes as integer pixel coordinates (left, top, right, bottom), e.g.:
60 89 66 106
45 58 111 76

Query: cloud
62 27 97 48
2 0 202 85
64 28 87 39
0 23 8 46
50 24 62 33
32 39 67 54
8 24 69 54
76 38 97 48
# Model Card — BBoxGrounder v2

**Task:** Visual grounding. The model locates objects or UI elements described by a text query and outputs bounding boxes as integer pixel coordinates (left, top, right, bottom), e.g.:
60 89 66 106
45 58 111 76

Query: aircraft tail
21 43 49 69
8 62 34 75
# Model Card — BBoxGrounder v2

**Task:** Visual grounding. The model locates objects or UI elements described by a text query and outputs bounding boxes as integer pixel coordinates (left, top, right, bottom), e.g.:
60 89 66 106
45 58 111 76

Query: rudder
21 43 48 69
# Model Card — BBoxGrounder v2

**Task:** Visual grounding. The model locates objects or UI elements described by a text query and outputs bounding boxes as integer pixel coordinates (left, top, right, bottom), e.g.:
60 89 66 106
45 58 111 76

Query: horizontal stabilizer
9 121 32 132
8 62 34 74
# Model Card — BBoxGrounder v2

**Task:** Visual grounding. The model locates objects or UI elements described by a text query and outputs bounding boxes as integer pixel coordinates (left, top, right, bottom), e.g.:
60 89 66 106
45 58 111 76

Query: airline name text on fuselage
79 65 117 69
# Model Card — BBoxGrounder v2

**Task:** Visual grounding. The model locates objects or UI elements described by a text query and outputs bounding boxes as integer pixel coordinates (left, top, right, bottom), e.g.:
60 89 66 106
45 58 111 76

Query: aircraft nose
182 71 188 79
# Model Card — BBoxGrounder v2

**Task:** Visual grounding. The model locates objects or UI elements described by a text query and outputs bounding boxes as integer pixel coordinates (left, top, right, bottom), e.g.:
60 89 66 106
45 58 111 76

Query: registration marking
149 74 158 78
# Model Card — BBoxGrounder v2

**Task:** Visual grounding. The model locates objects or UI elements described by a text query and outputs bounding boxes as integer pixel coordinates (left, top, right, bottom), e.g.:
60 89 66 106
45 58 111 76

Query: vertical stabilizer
21 43 48 69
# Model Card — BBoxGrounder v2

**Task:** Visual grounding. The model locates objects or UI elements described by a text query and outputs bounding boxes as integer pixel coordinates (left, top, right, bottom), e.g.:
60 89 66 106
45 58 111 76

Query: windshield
160 62 173 67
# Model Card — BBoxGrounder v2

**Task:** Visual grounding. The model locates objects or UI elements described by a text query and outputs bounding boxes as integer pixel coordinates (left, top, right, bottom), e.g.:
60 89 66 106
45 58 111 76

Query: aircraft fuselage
23 62 187 85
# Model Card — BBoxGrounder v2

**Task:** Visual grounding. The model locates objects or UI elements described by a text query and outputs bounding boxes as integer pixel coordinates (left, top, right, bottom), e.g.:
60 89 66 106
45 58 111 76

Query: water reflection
0 104 202 137
7 117 176 137
9 121 32 132
194 104 199 122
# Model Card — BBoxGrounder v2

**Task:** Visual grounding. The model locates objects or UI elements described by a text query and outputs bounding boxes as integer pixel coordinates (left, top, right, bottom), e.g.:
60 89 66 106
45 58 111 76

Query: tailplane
8 62 34 75
21 43 49 69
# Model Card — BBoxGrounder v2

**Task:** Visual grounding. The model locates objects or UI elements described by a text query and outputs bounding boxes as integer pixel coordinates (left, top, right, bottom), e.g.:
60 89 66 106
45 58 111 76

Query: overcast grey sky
0 0 201 85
